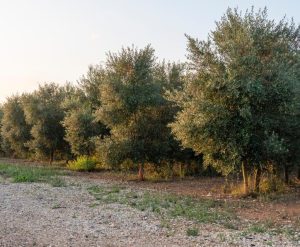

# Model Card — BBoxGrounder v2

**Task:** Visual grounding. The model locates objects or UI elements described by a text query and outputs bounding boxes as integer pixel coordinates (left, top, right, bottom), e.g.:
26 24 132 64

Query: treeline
0 8 299 193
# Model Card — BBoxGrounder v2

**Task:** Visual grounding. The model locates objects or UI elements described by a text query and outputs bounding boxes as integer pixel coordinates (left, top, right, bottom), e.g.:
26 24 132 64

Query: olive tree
1 95 31 157
96 45 170 180
171 8 300 193
22 83 69 164
62 66 109 157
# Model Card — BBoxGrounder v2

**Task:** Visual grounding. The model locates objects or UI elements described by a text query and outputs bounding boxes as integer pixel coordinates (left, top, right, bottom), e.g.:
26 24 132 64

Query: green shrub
67 156 97 171
144 163 174 180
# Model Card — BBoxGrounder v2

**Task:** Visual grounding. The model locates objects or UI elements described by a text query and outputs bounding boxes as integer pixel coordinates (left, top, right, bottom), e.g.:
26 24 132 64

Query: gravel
0 177 298 247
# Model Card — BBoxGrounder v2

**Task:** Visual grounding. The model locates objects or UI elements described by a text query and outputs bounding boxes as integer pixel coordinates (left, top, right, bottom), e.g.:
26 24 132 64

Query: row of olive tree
0 50 192 180
0 8 299 192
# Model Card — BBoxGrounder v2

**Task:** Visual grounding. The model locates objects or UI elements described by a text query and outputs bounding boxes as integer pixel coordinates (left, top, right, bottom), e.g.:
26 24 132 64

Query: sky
0 0 299 102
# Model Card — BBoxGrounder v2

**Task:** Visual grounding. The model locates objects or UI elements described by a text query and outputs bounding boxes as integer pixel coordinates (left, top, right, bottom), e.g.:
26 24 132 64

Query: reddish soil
75 171 300 226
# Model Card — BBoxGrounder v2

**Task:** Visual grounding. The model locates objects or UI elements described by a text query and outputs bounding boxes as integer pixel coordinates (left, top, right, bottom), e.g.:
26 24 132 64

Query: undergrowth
87 185 238 227
0 163 65 185
67 156 97 171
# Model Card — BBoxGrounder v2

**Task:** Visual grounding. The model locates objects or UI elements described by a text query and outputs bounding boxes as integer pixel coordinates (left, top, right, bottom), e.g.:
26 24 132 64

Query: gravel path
0 177 298 247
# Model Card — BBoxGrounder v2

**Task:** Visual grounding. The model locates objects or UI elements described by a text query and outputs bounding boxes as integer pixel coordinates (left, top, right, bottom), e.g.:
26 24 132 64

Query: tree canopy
1 95 31 158
170 8 300 193
22 83 69 164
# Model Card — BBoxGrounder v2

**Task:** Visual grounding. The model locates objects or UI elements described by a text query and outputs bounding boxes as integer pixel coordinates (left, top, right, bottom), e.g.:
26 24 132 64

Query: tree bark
179 163 182 179
138 163 144 181
242 160 249 195
167 161 173 179
284 164 289 184
254 166 261 193
49 150 54 166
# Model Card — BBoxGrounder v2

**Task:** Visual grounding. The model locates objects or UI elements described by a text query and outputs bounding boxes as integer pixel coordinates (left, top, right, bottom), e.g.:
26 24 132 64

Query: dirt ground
2 157 299 225
0 158 299 247
76 171 300 226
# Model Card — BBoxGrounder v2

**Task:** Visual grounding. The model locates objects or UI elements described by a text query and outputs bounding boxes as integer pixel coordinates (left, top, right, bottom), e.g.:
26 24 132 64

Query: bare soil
75 171 300 226
0 158 299 247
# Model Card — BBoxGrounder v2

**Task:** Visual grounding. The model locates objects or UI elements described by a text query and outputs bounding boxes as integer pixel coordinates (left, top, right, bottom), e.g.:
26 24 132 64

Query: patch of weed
51 203 64 209
0 163 63 183
186 227 199 236
281 227 300 241
160 218 171 229
217 233 226 242
223 221 239 230
248 224 267 233
87 185 237 227
89 202 99 208
49 176 66 187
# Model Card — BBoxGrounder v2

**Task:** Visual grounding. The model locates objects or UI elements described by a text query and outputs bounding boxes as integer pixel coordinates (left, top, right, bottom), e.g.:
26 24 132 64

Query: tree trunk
138 163 144 181
298 166 300 180
284 164 289 184
183 160 188 178
49 150 54 166
179 163 182 179
254 166 261 193
168 161 173 179
242 160 249 195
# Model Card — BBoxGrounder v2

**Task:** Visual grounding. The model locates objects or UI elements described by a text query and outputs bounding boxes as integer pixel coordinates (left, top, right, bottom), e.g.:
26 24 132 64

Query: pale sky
0 0 299 102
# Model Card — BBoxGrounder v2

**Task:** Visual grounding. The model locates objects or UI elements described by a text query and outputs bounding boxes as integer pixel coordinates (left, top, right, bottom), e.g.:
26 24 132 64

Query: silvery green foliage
62 66 109 156
171 8 300 175
95 46 183 167
0 95 31 157
22 83 69 162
